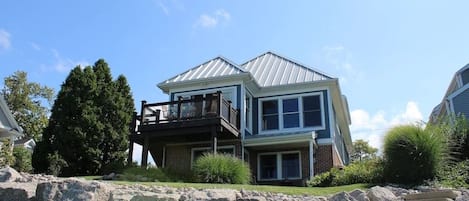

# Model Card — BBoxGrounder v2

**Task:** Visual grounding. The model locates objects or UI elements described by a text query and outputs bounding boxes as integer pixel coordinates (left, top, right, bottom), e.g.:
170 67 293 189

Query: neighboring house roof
0 95 23 138
14 138 36 152
158 56 249 90
430 63 469 123
241 52 333 87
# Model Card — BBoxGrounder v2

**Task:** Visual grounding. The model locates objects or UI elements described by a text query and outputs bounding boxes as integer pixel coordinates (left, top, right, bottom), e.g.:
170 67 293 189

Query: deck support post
211 126 217 154
309 139 314 179
127 139 134 165
141 136 149 168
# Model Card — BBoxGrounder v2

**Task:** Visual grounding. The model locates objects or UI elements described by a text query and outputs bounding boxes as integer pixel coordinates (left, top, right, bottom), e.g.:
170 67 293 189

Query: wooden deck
128 91 240 166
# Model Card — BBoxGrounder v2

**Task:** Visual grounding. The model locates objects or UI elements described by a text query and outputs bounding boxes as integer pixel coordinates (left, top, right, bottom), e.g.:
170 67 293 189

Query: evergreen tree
32 60 135 176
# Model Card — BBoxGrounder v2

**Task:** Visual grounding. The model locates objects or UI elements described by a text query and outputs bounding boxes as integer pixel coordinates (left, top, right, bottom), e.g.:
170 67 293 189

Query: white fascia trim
244 131 316 147
317 138 333 145
447 83 469 100
327 89 336 145
159 74 250 94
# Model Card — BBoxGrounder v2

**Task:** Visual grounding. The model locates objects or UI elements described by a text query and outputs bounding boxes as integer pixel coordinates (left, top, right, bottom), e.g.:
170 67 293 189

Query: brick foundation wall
314 145 333 174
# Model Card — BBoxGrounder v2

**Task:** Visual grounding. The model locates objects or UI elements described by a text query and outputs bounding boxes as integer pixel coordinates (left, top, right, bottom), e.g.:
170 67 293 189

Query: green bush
383 125 446 185
193 153 251 184
12 147 32 173
437 160 469 188
308 159 384 187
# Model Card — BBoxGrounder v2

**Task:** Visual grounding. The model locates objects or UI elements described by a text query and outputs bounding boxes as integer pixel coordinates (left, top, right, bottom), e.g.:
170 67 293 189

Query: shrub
47 151 68 176
193 153 251 184
120 167 173 182
383 125 446 185
437 160 469 188
308 158 384 187
12 146 32 173
427 115 469 162
0 138 15 167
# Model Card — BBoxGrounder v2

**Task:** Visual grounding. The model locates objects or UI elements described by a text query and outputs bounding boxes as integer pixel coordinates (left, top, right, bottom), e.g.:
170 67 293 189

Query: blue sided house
128 52 352 185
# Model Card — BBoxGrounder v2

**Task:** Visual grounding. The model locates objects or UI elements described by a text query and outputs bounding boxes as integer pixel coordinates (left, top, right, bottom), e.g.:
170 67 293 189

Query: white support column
309 139 315 179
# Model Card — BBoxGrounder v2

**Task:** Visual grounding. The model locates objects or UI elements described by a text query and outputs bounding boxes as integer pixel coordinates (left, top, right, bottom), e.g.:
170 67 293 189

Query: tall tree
32 60 135 176
351 139 378 162
2 71 54 141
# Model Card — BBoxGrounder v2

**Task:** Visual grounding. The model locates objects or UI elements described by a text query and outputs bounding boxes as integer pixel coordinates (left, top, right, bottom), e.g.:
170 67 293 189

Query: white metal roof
159 56 247 85
0 96 23 138
241 52 332 87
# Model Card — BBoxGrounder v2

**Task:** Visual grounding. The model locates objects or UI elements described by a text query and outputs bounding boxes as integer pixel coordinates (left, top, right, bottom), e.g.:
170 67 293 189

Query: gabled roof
0 96 23 138
159 56 248 86
241 52 333 87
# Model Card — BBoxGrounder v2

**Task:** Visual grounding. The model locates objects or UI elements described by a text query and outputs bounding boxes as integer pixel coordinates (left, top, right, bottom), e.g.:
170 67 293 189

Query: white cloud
322 45 363 84
41 49 89 73
194 9 231 28
350 101 423 152
0 29 11 51
157 1 170 15
31 42 41 51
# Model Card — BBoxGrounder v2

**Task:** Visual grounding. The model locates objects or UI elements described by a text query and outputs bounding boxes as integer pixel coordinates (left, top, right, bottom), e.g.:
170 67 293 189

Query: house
14 138 36 153
0 95 23 139
430 64 469 123
128 52 352 185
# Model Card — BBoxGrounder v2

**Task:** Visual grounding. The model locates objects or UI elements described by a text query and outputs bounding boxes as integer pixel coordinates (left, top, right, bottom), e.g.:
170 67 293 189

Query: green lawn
111 181 369 196
81 176 369 196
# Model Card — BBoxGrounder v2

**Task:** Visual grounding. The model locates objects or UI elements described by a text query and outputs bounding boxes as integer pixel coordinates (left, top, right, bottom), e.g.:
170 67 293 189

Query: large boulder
0 167 23 182
349 189 370 201
36 178 110 201
329 192 357 201
0 181 37 201
367 186 397 201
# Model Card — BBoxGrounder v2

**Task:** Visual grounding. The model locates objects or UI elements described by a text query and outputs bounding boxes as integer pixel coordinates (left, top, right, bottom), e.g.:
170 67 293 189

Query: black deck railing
136 91 239 130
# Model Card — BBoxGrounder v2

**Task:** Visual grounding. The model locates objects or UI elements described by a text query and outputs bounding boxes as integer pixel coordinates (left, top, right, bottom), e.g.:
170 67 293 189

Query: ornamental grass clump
193 153 251 184
383 125 446 185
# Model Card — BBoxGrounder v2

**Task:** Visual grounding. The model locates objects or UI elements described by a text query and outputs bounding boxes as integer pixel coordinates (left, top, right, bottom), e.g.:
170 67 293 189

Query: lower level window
192 146 235 165
259 152 301 180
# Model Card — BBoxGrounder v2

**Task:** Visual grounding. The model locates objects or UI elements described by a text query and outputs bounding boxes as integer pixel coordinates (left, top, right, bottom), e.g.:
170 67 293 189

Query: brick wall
314 145 333 174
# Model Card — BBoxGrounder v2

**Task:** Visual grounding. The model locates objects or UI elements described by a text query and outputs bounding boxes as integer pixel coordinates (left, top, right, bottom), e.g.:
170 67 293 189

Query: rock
456 189 469 201
0 182 37 201
404 189 459 200
207 189 237 201
36 178 110 201
0 186 29 201
367 186 397 201
329 192 357 201
349 189 369 201
103 172 116 180
0 167 23 182
130 193 180 201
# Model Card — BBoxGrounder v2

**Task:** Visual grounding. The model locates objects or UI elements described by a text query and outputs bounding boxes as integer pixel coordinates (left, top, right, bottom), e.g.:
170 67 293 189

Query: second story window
260 93 324 133
283 98 299 128
262 100 279 130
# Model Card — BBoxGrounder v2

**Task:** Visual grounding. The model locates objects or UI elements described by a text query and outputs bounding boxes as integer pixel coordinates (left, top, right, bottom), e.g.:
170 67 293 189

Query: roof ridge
158 56 248 86
241 51 334 79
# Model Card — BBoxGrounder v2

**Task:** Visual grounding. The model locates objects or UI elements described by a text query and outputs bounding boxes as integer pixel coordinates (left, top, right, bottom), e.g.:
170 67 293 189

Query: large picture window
259 93 323 132
258 152 301 180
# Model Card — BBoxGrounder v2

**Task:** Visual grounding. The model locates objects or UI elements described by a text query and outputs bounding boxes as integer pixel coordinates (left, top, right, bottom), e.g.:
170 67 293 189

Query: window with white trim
191 146 235 165
260 93 323 132
258 152 301 180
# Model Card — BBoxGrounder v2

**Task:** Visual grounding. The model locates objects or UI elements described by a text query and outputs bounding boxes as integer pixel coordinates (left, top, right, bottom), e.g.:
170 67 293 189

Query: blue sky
1 1 469 162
